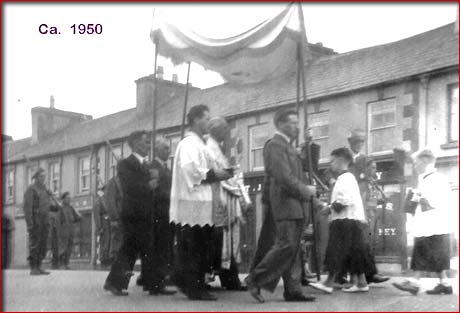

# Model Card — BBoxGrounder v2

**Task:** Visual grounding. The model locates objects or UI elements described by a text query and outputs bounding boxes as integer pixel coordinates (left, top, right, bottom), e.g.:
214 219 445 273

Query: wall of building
425 72 458 159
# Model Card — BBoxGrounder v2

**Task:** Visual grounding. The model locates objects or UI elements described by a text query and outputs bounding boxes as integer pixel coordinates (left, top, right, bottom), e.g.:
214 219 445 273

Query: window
448 84 459 142
307 110 330 158
48 162 60 195
249 124 269 171
368 98 397 153
166 135 181 169
108 145 122 179
27 165 38 186
78 156 90 193
5 169 14 203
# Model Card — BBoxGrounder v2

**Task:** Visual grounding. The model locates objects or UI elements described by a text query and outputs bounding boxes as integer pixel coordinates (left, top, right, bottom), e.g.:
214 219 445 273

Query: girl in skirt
310 147 372 293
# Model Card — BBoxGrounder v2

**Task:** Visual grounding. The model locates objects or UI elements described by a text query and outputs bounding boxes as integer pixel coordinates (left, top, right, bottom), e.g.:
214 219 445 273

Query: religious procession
3 2 458 311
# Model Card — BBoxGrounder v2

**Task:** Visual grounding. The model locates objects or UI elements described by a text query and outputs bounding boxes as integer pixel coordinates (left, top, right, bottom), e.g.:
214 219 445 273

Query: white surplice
170 131 214 227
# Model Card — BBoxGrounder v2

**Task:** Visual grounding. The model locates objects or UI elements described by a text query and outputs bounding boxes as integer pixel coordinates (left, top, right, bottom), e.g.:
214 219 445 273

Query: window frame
77 155 91 194
447 83 459 143
367 97 397 155
165 133 181 170
48 161 61 196
5 168 15 204
307 109 330 141
248 123 269 172
108 144 123 179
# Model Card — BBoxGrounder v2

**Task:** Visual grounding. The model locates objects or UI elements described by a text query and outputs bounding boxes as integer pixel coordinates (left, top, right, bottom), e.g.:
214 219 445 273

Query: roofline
4 65 457 165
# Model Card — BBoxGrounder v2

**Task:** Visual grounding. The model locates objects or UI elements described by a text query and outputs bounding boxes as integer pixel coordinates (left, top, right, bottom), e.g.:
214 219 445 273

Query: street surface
3 269 458 312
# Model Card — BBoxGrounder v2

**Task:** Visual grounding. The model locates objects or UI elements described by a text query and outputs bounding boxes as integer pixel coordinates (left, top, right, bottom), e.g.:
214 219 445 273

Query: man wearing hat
23 167 53 275
344 129 389 285
347 129 368 185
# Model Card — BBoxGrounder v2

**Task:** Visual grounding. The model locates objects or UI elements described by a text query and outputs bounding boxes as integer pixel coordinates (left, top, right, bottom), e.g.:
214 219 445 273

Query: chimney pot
157 66 164 80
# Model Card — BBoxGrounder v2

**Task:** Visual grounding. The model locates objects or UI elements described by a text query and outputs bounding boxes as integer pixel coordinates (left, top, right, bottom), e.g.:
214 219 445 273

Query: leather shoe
30 268 41 276
104 282 129 296
149 287 177 295
244 276 264 303
247 285 264 303
284 292 316 302
39 269 50 275
368 274 390 284
426 284 453 295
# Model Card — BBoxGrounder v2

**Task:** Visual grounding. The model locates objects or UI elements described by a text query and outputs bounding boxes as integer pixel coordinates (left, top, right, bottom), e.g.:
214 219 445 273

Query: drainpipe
418 75 430 148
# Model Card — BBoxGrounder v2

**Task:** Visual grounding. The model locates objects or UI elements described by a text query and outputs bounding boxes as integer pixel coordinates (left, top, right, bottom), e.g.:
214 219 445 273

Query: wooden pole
151 41 159 161
180 61 192 139
297 1 321 282
295 42 301 146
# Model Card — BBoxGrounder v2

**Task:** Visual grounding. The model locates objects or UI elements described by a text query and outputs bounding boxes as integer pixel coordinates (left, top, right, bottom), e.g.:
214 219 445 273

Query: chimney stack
50 95 55 109
157 66 164 80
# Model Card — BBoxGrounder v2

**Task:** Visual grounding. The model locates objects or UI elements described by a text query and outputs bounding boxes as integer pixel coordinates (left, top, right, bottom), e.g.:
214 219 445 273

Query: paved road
3 270 458 312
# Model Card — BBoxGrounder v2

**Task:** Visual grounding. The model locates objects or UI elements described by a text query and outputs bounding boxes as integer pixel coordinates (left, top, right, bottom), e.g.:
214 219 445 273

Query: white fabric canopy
150 3 308 85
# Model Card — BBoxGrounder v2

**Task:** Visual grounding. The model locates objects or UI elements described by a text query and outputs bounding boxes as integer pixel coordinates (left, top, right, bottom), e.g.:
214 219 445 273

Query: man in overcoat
23 167 52 275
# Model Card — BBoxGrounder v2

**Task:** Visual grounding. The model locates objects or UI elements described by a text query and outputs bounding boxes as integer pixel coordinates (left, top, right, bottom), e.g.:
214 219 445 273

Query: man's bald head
155 137 170 162
209 117 229 142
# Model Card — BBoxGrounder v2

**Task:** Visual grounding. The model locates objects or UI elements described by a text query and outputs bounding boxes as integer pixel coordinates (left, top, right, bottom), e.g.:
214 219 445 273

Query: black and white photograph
2 2 459 311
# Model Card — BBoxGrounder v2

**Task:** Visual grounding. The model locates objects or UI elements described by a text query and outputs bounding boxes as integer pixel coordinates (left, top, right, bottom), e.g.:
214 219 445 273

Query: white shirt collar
132 152 146 164
275 131 292 145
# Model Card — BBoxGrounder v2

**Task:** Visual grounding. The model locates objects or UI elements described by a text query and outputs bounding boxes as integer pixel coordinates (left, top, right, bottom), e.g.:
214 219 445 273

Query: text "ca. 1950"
38 24 103 35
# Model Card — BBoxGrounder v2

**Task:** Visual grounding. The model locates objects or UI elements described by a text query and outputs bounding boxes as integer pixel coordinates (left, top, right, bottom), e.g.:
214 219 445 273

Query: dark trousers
250 205 276 271
212 227 242 289
173 224 214 297
247 219 305 294
105 221 152 290
51 226 59 268
28 215 49 269
146 218 174 290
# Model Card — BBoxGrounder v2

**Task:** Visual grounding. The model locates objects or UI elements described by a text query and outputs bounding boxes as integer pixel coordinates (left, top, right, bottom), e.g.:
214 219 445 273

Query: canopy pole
151 41 159 161
295 41 301 147
180 61 192 139
297 1 321 282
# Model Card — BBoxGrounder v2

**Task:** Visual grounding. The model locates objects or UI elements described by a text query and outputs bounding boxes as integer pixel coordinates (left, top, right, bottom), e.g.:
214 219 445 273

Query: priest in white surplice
170 105 232 301
206 117 251 291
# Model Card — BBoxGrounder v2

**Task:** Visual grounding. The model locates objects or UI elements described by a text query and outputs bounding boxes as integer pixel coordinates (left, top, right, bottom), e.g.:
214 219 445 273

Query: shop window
249 124 269 171
368 98 397 153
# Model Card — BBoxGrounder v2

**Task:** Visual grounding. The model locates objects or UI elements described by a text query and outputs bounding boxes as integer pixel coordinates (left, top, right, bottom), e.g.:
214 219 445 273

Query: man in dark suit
245 108 320 303
104 130 156 296
144 138 176 295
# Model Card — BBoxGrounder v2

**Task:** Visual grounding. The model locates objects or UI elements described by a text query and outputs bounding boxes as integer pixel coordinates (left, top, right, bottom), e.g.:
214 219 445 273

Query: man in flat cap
23 167 53 275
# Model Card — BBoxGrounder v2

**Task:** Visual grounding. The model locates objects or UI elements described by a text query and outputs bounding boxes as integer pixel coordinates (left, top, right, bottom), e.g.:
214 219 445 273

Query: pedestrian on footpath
23 167 52 275
393 148 454 295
